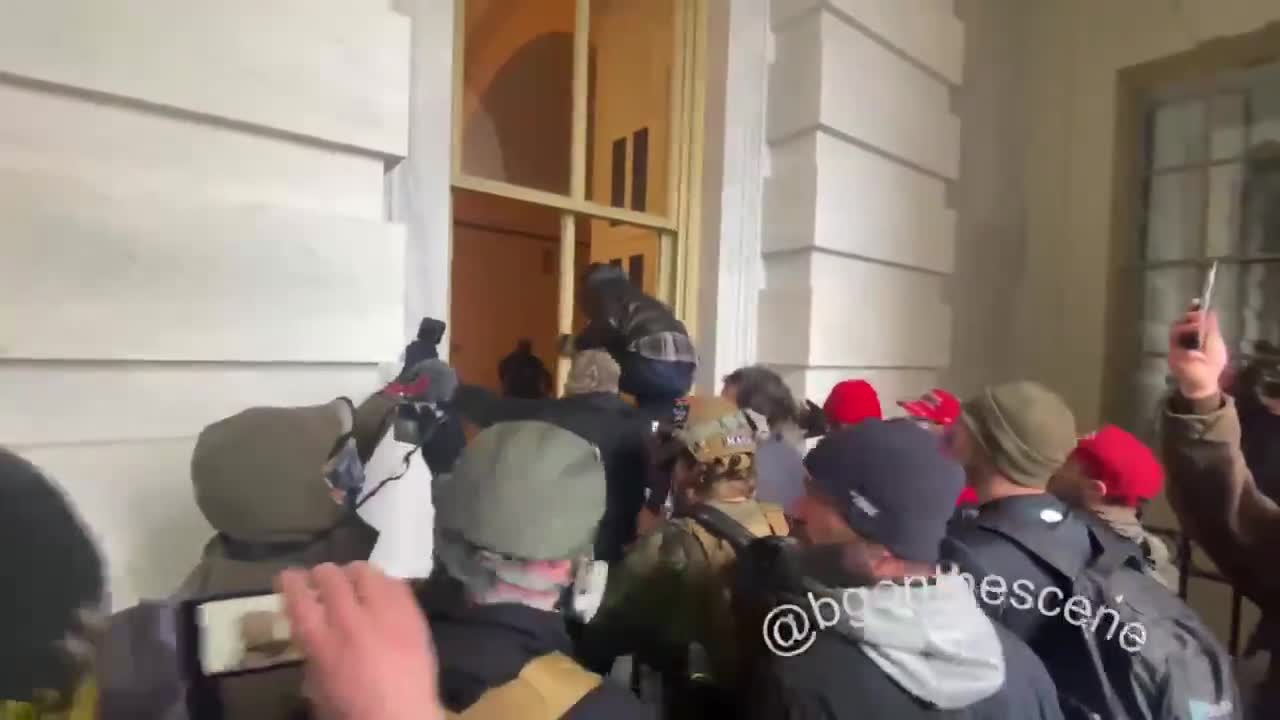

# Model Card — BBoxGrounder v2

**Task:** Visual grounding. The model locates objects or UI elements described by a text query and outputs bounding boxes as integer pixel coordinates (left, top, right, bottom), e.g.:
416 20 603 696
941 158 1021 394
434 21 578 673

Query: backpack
634 502 787 719
971 513 1241 720
443 652 601 720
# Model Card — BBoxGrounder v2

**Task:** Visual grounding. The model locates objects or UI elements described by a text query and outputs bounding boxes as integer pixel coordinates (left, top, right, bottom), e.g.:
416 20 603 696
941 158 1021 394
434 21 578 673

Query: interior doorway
448 0 699 393
450 189 572 391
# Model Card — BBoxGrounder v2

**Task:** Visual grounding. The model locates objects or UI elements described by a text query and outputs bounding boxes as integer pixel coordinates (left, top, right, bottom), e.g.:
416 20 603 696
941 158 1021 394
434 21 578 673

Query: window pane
1247 69 1280 149
1244 152 1280 256
450 188 563 395
1143 267 1200 352
586 0 677 218
1211 262 1243 354
1141 263 1244 356
1132 356 1172 444
581 217 661 295
1240 262 1280 352
459 0 576 195
1205 163 1243 257
1145 170 1205 261
1151 100 1205 170
1209 94 1246 160
572 216 663 332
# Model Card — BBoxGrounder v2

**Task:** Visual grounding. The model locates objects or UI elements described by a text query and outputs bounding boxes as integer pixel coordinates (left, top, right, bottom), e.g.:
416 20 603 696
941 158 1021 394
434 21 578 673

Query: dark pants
617 352 696 410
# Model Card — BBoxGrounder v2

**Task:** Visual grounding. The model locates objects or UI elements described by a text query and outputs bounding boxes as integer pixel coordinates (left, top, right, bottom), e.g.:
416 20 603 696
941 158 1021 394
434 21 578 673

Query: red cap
1072 425 1165 508
898 389 961 427
955 486 980 507
823 380 883 426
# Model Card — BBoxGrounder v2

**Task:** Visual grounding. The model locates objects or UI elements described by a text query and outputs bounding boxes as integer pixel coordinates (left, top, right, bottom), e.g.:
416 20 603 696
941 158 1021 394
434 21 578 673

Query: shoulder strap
448 652 602 720
974 508 1136 583
680 516 737 573
688 503 758 552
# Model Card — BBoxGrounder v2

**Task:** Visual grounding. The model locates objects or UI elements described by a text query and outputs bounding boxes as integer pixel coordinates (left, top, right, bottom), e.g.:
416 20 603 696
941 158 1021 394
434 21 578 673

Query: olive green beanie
961 381 1077 489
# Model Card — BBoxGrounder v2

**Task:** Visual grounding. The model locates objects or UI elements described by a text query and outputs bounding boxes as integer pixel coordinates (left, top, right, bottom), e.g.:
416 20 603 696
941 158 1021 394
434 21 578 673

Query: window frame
449 0 706 343
1132 65 1280 434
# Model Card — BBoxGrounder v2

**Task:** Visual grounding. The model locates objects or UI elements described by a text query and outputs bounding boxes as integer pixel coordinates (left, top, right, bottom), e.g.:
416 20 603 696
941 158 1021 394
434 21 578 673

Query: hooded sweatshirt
747 573 1064 720
176 397 383 598
92 394 402 720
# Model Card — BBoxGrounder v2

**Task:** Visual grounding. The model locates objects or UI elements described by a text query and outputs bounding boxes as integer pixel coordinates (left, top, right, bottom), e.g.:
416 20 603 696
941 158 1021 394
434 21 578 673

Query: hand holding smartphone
180 591 303 720
1178 261 1218 350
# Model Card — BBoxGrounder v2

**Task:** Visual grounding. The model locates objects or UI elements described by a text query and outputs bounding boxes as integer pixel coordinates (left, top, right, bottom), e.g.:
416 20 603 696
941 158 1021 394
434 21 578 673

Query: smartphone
1178 261 1218 350
179 591 303 720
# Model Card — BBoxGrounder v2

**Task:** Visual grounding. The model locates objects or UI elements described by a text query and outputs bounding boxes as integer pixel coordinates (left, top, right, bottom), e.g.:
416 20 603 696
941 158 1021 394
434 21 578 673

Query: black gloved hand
800 399 828 439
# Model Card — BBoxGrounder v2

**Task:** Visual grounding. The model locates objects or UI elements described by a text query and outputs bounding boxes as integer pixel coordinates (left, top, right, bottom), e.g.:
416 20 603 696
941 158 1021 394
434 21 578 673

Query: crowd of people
3 262 1279 720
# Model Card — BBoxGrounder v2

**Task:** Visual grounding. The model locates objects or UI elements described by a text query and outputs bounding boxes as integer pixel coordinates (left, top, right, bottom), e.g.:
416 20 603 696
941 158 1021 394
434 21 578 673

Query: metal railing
1148 524 1245 656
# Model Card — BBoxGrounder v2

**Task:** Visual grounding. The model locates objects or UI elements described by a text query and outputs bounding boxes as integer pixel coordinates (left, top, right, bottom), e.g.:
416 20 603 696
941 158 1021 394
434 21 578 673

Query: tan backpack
443 652 602 720
680 502 788 570
671 501 788 684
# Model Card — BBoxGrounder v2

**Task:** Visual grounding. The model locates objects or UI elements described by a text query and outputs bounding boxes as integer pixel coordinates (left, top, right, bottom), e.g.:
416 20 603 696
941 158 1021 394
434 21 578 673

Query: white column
698 0 772 390
760 0 965 406
391 0 457 352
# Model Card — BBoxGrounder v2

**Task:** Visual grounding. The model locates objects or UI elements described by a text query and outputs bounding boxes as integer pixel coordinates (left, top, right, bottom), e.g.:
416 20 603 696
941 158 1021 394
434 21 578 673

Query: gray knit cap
961 381 1077 489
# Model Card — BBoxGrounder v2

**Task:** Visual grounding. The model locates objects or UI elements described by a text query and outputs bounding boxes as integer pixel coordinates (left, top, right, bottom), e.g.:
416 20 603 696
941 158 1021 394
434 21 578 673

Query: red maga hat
1072 425 1165 507
898 389 961 427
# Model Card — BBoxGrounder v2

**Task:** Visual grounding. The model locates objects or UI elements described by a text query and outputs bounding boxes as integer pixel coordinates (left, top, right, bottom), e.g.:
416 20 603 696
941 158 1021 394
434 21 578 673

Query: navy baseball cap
803 419 963 564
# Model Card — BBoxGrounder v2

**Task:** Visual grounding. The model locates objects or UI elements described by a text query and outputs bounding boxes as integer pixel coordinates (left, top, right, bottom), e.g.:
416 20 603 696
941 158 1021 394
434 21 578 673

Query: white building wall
0 0 412 608
760 0 965 407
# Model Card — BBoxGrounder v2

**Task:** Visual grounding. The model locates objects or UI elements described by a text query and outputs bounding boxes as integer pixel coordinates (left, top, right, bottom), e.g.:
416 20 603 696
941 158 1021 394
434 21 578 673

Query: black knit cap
803 420 963 565
0 448 104 703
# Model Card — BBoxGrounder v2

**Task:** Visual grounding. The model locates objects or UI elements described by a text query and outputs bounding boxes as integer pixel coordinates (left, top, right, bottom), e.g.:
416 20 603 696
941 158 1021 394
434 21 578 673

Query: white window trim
697 0 770 391
391 0 457 354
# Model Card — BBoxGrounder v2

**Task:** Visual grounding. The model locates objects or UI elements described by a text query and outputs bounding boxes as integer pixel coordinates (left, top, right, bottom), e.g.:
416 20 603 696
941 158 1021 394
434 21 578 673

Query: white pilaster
760 0 965 405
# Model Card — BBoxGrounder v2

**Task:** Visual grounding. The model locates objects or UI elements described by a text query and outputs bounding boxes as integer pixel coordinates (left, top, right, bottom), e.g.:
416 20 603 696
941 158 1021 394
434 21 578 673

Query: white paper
356 428 435 579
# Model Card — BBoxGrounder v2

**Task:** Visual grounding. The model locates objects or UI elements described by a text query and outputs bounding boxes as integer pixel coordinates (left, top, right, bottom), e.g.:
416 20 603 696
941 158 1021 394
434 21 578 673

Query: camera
393 400 442 446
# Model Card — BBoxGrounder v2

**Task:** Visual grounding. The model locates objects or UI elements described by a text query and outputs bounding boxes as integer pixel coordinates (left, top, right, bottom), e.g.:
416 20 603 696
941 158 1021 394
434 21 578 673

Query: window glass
460 0 577 195
1142 267 1200 353
584 0 677 218
1151 100 1205 170
1208 94 1246 160
1145 170 1205 261
1205 163 1243 257
1248 70 1280 149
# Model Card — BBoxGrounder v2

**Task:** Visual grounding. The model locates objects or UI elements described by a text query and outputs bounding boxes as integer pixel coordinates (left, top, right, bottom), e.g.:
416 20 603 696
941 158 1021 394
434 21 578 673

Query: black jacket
576 264 687 355
1233 384 1280 503
497 348 553 399
943 494 1108 716
417 578 655 719
452 385 653 564
745 581 1063 720
943 494 1093 647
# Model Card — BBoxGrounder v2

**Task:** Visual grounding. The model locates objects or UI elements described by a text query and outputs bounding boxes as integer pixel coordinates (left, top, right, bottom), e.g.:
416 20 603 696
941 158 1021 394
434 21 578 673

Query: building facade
2 0 1280 652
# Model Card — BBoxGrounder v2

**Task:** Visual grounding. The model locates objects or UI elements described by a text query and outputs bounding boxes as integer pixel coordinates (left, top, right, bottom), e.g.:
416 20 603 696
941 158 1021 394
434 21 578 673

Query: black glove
799 399 828 439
